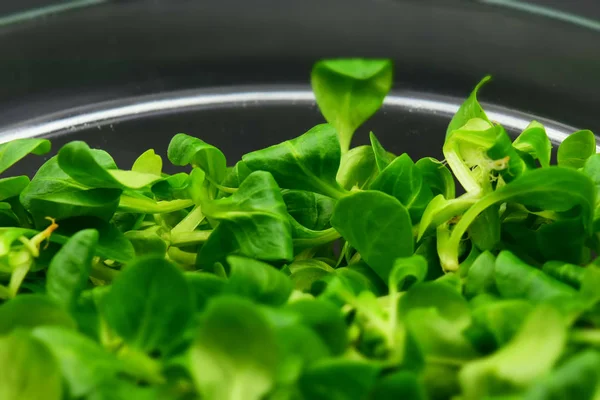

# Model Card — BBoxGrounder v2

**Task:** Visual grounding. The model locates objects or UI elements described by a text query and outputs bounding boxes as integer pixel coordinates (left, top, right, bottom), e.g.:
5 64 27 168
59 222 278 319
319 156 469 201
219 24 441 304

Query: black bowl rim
0 84 590 148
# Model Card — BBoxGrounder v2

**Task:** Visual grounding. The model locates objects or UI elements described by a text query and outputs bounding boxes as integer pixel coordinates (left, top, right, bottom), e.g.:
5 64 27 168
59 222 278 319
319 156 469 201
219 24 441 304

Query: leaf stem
8 251 30 297
292 228 341 249
91 261 120 283
170 230 212 247
570 329 600 346
117 346 165 385
119 195 194 214
167 247 197 268
171 205 205 235
441 192 503 271
443 146 482 194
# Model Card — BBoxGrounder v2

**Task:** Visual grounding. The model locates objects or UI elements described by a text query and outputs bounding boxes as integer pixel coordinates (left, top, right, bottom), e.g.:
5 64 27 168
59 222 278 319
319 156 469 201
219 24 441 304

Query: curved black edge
0 85 579 145
0 0 597 133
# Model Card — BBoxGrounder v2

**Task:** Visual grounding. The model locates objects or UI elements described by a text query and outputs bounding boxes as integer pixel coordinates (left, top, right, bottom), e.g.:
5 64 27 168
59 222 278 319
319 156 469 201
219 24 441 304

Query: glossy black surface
0 0 598 135
6 85 575 177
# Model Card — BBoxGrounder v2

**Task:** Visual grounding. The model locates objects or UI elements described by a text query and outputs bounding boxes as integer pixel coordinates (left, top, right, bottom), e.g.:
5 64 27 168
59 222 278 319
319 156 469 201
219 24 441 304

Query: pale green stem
292 228 341 249
443 146 481 194
442 191 506 271
167 247 197 268
170 230 212 247
91 261 120 283
570 329 600 346
117 346 165 385
171 205 205 235
8 262 30 297
119 196 194 214
348 251 362 265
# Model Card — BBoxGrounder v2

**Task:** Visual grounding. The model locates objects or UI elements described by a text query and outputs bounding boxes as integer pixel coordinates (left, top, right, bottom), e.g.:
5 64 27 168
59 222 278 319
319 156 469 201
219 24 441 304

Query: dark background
0 0 598 133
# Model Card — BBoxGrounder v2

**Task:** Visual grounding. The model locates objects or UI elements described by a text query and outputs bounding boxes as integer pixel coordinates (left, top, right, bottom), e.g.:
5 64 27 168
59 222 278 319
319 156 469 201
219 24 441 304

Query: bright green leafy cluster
0 59 600 400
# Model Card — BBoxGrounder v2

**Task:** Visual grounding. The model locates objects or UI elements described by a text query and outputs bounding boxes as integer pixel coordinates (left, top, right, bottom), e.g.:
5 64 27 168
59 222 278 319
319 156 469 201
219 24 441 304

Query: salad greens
0 58 599 400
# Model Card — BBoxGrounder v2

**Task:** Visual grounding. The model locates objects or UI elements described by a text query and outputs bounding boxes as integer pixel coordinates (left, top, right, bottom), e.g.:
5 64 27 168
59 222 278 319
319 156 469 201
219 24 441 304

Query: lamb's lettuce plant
0 58 598 400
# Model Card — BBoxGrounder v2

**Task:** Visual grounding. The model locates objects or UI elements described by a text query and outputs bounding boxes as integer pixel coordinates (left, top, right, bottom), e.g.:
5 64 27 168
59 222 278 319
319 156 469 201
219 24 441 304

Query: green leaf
264 310 330 389
399 281 472 329
226 255 292 306
46 229 98 308
468 206 501 251
536 216 589 264
370 153 434 223
542 260 586 288
486 126 528 184
151 172 190 200
198 171 293 268
389 255 428 292
220 161 252 192
406 307 479 366
0 176 30 202
464 251 497 298
242 124 347 199
124 228 168 258
580 266 600 307
289 218 340 251
311 58 393 153
524 350 600 400
20 156 121 227
444 118 526 193
0 202 19 227
298 359 381 400
421 363 462 400
470 299 533 348
440 167 595 271
86 379 159 400
0 227 32 258
583 153 600 197
288 259 335 292
58 141 162 189
317 263 387 301
118 191 193 214
557 129 597 169
0 332 63 400
416 235 444 281
403 289 479 364
512 121 552 168
370 371 427 400
415 157 455 199
101 257 194 353
0 138 51 174
494 251 577 302
369 132 395 171
167 133 227 183
51 217 135 263
31 326 125 398
30 188 122 228
331 191 414 280
131 149 162 176
459 304 567 400
284 299 348 356
190 296 279 400
582 154 600 231
282 189 335 231
0 294 76 334
446 76 491 137
336 145 379 190
186 272 227 312
417 194 478 240
70 288 103 340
